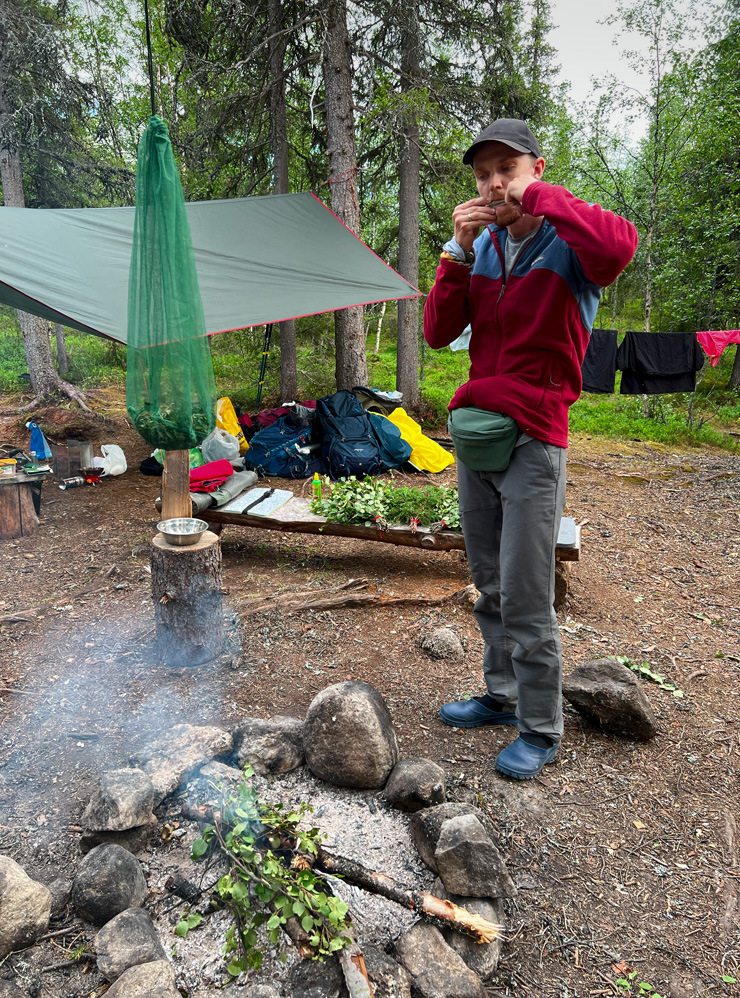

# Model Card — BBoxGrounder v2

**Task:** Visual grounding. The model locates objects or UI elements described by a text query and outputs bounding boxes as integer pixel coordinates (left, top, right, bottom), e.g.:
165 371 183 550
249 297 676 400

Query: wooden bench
200 496 581 562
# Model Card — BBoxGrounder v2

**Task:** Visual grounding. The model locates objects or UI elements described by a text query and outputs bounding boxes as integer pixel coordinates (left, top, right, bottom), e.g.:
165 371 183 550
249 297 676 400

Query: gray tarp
0 191 419 343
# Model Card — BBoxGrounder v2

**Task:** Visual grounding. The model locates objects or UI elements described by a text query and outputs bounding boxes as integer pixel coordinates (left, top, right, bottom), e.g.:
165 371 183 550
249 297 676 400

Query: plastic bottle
312 472 322 503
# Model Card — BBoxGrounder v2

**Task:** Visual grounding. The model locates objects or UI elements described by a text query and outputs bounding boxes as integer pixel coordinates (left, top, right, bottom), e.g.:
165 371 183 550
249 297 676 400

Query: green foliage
174 911 203 938
311 476 461 531
190 765 352 976
615 656 683 697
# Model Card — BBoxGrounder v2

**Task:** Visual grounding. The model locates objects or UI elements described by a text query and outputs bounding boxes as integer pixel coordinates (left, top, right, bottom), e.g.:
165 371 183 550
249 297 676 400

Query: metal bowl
156 517 208 546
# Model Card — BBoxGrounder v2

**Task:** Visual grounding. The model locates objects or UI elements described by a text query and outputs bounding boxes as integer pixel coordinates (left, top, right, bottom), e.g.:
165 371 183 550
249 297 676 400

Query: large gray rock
419 628 463 661
71 844 147 925
104 959 180 998
435 814 516 899
80 816 158 856
94 908 167 981
289 954 348 997
562 657 658 740
303 682 399 789
384 758 446 812
410 803 499 873
395 922 485 998
243 988 281 998
81 769 155 832
364 946 413 998
0 857 52 959
236 716 304 775
134 723 234 803
432 878 505 981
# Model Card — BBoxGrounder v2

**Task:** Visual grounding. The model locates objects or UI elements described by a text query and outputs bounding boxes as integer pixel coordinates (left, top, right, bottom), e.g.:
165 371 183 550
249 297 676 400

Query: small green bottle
312 472 322 503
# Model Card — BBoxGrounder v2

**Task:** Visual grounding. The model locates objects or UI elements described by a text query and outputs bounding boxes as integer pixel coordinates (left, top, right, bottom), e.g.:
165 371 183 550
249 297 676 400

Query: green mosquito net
126 116 216 450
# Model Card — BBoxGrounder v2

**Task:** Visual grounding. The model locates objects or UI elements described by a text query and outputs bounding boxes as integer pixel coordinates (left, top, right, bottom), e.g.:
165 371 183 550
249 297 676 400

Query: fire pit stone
395 922 486 998
410 803 500 874
434 814 517 899
81 768 156 832
103 958 181 998
235 715 305 775
133 723 234 803
94 907 167 982
384 757 447 812
431 878 505 982
80 814 159 856
0 857 51 959
303 681 399 789
71 843 147 925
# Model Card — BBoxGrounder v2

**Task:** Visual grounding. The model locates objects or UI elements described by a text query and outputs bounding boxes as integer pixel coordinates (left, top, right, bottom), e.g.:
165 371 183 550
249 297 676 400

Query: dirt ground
0 391 739 998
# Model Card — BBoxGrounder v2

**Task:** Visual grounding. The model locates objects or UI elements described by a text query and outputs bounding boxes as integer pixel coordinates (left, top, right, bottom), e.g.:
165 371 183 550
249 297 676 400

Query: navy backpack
315 391 383 479
245 416 322 479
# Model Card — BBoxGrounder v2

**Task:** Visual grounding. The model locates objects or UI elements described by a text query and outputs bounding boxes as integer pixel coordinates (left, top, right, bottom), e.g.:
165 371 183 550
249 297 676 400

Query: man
424 118 637 779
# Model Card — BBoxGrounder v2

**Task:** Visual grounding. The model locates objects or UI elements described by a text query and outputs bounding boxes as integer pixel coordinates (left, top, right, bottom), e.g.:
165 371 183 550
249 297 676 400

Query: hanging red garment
189 459 234 493
696 330 740 366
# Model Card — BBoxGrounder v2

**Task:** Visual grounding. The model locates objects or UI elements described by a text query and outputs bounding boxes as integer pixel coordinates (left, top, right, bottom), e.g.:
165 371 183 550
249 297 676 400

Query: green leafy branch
311 476 461 531
615 656 684 697
189 765 352 978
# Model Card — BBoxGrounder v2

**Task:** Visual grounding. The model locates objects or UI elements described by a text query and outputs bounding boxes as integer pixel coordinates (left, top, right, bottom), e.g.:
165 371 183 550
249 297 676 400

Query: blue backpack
315 391 383 479
245 416 322 479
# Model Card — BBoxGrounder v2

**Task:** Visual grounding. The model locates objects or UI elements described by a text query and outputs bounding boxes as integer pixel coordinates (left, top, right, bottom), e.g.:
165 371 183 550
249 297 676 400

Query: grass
1 305 738 453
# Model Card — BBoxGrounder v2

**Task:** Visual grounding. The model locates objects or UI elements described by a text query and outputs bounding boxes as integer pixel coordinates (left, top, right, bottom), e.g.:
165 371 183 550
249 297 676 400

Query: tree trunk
269 0 298 403
731 346 740 389
322 0 367 390
396 0 420 407
54 322 69 376
151 531 224 667
0 141 88 409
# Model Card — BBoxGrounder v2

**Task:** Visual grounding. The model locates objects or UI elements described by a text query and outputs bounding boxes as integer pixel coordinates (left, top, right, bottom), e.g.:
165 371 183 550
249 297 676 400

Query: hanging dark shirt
617 331 704 394
581 328 618 393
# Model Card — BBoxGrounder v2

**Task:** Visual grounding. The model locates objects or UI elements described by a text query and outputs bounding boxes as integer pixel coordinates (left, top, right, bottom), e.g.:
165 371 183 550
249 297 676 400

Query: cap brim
462 138 531 166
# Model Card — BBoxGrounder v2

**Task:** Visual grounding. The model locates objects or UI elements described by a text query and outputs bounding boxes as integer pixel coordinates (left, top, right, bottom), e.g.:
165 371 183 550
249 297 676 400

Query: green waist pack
448 406 521 471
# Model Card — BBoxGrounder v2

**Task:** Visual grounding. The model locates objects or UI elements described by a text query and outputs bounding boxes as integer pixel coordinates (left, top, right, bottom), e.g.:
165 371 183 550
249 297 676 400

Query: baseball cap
462 119 542 166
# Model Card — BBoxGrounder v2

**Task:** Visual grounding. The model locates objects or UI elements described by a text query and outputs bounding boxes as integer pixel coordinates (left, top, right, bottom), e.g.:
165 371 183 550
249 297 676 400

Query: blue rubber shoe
495 737 558 779
439 696 518 729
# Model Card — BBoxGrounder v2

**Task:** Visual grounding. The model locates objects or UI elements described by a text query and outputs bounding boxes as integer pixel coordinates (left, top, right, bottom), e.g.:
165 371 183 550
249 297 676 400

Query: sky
548 0 647 107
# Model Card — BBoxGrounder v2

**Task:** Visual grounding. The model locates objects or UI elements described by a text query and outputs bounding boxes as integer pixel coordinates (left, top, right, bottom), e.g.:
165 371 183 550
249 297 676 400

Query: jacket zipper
487 225 543 372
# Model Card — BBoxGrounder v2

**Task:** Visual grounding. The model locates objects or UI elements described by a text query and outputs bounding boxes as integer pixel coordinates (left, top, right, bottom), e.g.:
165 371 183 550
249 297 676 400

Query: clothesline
582 328 739 395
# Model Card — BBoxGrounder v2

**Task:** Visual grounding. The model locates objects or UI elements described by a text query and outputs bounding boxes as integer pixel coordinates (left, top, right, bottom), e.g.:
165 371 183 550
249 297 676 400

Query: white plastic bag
201 428 240 463
100 444 127 477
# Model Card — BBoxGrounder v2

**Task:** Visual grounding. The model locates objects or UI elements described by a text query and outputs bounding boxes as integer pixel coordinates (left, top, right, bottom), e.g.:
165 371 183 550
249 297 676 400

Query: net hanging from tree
126 115 216 450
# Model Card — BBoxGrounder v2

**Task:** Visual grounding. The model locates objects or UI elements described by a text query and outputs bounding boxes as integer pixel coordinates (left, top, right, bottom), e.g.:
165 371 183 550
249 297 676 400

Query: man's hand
505 175 540 206
452 197 497 252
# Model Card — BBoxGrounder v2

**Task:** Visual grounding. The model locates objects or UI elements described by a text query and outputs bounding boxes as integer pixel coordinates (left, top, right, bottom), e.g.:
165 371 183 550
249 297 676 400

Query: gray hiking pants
457 440 566 741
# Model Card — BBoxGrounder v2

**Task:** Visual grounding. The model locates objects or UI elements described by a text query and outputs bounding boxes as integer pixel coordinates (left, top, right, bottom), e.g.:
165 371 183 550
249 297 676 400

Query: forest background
0 0 738 451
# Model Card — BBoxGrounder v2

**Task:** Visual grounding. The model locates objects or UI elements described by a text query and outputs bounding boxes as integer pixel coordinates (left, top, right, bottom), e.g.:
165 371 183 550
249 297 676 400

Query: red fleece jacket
424 182 638 447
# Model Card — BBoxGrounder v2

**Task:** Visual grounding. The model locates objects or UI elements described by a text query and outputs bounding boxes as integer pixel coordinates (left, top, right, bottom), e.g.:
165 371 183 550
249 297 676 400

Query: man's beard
493 203 523 227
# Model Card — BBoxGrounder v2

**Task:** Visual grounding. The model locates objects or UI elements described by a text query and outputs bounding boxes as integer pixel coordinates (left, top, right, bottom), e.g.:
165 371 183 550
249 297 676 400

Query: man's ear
532 157 545 180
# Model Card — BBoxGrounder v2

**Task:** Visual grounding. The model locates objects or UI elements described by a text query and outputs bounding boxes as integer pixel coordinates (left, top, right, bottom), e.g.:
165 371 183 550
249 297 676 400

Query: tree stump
151 531 223 667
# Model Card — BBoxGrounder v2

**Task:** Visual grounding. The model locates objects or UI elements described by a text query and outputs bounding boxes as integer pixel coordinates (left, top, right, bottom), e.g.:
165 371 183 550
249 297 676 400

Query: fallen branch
339 934 375 998
238 581 479 617
315 849 501 944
